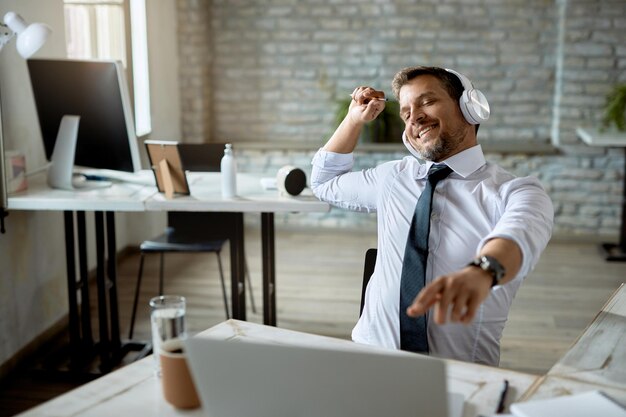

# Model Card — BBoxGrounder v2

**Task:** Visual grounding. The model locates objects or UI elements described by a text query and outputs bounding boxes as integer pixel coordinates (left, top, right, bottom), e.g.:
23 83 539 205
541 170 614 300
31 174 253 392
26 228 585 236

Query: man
310 66 553 366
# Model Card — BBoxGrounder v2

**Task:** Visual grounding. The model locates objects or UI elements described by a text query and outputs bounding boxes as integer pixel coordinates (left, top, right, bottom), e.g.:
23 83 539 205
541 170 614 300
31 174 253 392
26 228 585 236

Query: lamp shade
3 12 51 58
16 23 51 58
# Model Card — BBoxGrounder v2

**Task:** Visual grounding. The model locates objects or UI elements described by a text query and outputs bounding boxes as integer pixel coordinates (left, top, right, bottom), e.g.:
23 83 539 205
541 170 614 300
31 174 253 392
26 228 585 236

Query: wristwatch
468 255 506 287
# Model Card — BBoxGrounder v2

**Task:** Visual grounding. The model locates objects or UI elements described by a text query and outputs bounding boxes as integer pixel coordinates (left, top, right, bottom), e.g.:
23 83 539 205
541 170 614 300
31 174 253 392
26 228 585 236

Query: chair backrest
360 248 377 317
169 142 235 238
177 143 227 172
167 211 241 240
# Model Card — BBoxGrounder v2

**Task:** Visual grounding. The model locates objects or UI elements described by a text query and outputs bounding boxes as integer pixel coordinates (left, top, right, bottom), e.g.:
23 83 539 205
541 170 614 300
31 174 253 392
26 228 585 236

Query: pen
496 379 509 414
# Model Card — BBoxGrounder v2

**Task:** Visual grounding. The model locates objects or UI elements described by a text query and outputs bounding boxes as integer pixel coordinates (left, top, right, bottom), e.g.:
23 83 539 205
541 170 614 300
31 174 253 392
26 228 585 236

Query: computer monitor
27 58 142 189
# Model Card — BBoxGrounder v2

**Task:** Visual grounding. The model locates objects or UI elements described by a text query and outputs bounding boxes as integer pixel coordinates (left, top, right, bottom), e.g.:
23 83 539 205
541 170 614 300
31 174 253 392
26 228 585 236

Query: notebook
184 336 464 417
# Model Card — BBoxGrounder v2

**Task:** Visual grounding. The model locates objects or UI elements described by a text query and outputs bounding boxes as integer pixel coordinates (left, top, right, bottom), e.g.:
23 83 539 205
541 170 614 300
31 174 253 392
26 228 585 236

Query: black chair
128 143 256 339
360 248 377 317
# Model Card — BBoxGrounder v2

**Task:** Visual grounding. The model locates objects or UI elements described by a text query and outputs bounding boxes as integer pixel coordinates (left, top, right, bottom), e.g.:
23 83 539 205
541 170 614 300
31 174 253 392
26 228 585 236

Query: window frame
63 0 151 138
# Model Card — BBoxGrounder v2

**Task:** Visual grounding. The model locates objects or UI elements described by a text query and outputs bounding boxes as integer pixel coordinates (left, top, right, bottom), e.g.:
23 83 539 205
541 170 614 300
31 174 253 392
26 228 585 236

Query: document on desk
510 390 626 417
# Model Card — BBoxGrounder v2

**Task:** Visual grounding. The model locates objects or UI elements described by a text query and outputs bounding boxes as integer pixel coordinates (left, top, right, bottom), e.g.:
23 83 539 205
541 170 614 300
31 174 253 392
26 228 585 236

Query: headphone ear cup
458 90 476 124
459 88 490 124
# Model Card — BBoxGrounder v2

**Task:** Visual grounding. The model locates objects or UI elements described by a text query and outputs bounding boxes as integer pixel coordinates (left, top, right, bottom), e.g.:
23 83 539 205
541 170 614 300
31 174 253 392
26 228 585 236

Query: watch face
482 255 505 281
469 256 505 286
470 255 505 287
482 258 492 270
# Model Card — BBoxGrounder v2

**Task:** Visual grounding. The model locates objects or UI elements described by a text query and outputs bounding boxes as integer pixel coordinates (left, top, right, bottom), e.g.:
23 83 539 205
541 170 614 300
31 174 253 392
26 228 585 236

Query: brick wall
176 0 625 239
555 0 626 145
234 146 624 238
177 0 212 143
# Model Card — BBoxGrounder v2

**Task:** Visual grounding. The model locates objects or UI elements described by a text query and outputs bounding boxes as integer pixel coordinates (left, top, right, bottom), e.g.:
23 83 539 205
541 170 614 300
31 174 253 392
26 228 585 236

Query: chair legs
128 251 258 340
213 254 258 316
128 253 146 340
244 259 257 314
215 252 230 319
158 253 165 295
129 252 166 340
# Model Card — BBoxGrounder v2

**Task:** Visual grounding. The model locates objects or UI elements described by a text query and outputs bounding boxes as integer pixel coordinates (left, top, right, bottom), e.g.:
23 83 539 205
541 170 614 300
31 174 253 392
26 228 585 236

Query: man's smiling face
399 74 475 162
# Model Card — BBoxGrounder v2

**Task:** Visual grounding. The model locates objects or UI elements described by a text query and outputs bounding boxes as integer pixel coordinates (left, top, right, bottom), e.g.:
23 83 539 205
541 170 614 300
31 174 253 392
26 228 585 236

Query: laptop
184 336 464 417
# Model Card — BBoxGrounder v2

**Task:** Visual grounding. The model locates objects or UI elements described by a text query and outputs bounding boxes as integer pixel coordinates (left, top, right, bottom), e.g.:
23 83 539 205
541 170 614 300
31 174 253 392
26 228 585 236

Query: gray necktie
399 164 453 353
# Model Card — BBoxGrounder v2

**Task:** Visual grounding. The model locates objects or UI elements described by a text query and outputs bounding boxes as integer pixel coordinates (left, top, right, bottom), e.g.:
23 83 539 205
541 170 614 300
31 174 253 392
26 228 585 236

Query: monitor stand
47 115 111 190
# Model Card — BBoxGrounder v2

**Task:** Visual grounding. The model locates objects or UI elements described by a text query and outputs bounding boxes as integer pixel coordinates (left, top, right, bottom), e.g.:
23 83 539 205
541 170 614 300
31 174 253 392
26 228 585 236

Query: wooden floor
1 225 625 416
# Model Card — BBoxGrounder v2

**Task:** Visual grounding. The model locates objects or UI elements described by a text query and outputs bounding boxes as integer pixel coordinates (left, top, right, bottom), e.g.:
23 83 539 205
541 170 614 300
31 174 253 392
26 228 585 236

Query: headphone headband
444 68 474 92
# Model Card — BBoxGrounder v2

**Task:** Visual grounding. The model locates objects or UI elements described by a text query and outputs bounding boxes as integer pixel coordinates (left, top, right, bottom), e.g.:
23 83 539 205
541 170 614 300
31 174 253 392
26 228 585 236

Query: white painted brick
174 0 624 237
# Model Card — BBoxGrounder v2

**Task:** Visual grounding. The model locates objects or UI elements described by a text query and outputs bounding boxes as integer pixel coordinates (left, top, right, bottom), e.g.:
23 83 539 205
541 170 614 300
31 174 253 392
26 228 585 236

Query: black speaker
276 165 306 196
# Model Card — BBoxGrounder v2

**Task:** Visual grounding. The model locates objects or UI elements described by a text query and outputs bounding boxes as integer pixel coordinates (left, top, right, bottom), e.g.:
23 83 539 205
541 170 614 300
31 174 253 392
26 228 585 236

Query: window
64 0 151 137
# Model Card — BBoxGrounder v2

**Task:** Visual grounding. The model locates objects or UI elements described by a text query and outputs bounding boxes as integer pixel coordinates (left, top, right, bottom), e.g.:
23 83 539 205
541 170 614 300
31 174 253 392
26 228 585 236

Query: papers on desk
260 177 277 190
510 390 626 417
78 168 157 186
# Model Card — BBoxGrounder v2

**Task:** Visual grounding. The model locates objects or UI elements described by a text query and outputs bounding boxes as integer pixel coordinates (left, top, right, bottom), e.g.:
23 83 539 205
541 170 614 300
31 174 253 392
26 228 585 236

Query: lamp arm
0 78 7 233
0 22 15 50
0 20 12 233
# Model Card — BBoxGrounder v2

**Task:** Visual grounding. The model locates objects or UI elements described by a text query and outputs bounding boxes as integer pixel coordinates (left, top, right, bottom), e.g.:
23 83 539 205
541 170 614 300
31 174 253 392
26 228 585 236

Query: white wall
145 0 180 142
0 0 180 368
115 0 181 246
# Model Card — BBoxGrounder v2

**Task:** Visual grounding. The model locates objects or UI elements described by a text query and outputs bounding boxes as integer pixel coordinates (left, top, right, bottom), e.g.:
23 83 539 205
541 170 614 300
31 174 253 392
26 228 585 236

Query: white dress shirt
310 145 553 365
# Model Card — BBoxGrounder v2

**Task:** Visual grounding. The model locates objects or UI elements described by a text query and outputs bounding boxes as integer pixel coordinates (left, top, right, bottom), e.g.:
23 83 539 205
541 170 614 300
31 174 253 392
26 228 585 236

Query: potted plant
601 83 626 132
335 98 403 144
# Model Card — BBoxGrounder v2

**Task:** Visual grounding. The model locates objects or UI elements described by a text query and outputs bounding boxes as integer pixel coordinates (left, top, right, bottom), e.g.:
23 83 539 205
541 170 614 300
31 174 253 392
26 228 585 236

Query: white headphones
444 68 490 125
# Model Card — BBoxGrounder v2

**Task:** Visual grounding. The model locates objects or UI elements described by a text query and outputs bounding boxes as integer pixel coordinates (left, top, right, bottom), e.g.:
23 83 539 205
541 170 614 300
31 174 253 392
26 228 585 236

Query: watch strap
468 255 506 287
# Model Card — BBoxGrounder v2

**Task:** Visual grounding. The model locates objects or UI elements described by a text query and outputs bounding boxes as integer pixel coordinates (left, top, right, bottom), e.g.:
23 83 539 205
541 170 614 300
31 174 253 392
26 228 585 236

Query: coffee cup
159 338 200 409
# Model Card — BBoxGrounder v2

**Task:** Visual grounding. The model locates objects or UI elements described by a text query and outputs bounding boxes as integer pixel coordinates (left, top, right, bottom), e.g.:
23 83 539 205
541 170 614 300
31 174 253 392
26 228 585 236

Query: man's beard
413 124 467 162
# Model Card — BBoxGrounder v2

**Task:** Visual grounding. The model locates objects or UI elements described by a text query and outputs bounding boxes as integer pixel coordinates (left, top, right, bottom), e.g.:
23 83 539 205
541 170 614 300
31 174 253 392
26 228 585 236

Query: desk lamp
0 11 51 233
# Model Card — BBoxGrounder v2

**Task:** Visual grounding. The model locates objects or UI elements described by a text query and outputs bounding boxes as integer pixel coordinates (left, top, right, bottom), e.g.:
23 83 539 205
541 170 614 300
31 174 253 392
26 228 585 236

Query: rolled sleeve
478 177 554 280
310 149 354 188
310 148 384 212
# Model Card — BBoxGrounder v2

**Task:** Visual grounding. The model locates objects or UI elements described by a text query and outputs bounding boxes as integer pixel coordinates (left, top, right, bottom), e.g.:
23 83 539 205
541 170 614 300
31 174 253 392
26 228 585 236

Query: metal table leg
229 213 247 320
63 211 81 366
261 213 276 326
602 147 626 261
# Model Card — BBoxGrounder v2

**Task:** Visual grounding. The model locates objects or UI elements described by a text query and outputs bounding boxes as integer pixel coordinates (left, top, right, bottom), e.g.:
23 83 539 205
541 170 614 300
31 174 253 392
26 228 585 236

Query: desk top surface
16 320 539 417
522 283 626 404
8 171 330 213
7 171 154 211
15 284 626 417
576 127 626 147
146 172 330 213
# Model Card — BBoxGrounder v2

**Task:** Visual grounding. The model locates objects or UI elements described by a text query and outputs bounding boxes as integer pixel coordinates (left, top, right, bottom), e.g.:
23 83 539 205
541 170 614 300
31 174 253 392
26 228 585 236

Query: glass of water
150 295 186 375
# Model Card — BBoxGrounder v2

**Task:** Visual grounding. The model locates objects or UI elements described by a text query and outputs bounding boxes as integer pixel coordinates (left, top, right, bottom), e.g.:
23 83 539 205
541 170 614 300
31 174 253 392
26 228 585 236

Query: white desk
14 320 540 417
7 171 327 214
8 174 156 372
521 283 626 404
15 284 626 417
7 171 330 372
148 172 328 213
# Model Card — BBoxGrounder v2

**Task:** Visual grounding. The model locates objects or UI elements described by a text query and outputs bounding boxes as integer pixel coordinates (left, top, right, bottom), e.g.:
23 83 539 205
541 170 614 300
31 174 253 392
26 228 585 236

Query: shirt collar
417 145 486 179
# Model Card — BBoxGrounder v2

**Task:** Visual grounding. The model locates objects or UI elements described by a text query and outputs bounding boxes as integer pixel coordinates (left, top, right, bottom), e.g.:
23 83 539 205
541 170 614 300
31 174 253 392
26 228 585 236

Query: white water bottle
220 143 237 198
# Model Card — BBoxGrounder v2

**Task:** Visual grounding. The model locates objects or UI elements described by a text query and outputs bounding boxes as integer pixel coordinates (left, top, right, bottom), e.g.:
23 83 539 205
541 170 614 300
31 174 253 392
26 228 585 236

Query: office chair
360 248 377 317
128 143 256 340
